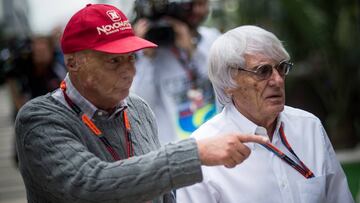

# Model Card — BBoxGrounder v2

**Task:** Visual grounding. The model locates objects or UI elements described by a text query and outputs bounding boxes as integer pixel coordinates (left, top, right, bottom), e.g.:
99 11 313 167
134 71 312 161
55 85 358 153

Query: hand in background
133 18 156 58
133 18 150 38
165 17 195 58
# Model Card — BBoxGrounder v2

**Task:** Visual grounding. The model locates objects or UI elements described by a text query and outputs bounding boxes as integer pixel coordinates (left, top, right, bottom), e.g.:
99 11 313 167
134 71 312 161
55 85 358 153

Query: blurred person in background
50 25 66 67
5 35 66 117
177 25 354 203
131 0 221 144
15 4 268 203
5 35 66 165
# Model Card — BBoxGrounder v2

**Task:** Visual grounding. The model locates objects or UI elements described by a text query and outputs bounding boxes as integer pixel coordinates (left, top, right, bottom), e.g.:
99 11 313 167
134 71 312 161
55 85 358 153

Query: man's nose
121 63 136 77
268 67 284 85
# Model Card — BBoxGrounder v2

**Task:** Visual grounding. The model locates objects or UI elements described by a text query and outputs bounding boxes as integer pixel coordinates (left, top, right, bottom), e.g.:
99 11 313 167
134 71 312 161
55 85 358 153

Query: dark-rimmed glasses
232 60 293 80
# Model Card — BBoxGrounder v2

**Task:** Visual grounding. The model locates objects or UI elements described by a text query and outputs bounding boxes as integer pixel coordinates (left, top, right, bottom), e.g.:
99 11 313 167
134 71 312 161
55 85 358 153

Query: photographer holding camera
132 0 221 144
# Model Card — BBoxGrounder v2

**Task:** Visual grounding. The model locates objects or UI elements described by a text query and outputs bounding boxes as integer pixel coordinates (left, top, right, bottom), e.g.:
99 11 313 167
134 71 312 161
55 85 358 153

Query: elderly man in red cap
15 4 268 203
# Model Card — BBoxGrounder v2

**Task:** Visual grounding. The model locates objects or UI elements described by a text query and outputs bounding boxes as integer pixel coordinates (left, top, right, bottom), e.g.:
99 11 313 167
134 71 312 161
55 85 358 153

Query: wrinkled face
227 54 286 126
187 0 209 28
74 51 136 109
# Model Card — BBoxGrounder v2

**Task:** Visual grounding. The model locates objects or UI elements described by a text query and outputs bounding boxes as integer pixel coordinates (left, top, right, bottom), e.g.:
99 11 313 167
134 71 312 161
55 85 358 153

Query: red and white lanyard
261 124 315 179
60 81 134 160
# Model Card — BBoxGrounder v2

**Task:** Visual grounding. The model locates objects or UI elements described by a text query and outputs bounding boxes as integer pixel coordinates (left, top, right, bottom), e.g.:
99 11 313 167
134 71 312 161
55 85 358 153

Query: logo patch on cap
97 9 131 35
106 10 121 22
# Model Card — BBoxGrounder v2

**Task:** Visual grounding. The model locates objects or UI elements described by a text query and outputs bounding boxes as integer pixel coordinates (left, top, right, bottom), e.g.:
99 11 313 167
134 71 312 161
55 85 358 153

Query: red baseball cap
61 4 157 54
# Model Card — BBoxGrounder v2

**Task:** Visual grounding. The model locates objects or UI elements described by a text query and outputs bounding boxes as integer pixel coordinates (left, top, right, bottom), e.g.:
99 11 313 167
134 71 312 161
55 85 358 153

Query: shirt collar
64 74 127 120
224 102 284 148
225 103 258 134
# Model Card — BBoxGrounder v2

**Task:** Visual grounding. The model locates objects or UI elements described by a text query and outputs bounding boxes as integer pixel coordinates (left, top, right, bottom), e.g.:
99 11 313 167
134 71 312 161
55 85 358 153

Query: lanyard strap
60 81 133 160
261 125 315 179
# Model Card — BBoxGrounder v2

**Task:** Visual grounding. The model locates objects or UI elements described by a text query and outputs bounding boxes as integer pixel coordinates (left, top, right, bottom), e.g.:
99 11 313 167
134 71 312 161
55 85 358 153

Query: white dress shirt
177 103 354 203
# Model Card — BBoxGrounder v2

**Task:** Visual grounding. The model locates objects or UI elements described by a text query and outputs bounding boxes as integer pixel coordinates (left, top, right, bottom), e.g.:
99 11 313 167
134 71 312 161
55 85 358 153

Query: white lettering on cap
96 21 132 35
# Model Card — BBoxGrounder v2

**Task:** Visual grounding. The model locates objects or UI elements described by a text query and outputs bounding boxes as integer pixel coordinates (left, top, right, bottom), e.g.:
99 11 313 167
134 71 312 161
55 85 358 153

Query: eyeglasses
232 60 293 80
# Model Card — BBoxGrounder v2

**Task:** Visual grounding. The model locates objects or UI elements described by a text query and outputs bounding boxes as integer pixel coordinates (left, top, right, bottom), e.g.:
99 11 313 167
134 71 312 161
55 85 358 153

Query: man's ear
65 54 79 72
224 87 233 97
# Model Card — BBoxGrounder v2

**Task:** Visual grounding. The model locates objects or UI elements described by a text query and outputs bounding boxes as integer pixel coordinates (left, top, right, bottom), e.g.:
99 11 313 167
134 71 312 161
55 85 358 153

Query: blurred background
0 0 359 202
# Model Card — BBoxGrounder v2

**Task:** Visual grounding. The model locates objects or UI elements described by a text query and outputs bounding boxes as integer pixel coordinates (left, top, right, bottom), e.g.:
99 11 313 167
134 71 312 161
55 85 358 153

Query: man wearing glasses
177 25 354 203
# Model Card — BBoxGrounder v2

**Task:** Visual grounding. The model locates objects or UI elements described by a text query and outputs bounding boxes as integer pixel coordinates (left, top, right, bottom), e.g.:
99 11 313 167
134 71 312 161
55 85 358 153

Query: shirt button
98 111 103 116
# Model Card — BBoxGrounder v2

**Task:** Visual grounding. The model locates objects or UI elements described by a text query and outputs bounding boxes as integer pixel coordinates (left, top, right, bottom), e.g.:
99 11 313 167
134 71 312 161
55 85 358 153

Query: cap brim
93 36 157 54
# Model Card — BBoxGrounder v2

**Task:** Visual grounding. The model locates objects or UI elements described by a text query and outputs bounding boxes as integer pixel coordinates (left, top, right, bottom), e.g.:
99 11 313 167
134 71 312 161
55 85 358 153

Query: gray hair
208 25 290 107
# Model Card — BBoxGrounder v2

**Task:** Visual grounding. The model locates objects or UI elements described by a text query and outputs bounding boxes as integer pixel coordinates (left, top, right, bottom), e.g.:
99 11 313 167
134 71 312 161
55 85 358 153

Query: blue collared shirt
52 74 127 120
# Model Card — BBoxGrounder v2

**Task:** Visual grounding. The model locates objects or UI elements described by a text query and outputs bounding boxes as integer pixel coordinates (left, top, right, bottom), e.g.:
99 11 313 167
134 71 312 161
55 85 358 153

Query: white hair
208 25 290 107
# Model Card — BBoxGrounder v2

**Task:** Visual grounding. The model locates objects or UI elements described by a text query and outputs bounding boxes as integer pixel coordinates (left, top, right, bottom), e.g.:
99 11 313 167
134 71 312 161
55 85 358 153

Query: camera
134 0 193 45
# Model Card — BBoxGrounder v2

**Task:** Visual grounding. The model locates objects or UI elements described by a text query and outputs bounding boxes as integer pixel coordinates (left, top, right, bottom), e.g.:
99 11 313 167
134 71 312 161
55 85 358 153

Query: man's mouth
266 94 282 99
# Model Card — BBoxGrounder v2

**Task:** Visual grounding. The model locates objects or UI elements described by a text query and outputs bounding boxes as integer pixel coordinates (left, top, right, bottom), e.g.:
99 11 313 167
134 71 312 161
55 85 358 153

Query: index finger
237 134 269 144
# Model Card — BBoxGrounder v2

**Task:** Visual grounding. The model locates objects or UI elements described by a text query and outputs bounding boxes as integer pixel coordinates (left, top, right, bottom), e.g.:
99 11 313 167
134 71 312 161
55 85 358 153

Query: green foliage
342 162 360 200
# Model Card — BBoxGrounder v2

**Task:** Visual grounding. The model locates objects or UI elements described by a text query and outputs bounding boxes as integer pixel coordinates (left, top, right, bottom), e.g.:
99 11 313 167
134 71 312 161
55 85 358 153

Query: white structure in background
28 0 134 35
1 0 31 38
0 0 225 38
0 0 134 37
